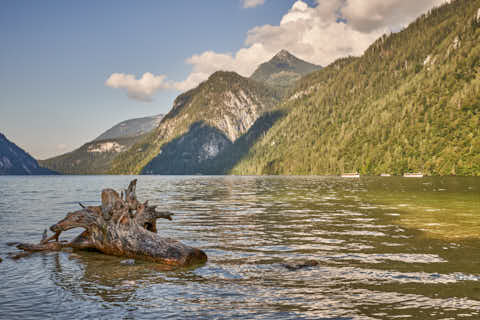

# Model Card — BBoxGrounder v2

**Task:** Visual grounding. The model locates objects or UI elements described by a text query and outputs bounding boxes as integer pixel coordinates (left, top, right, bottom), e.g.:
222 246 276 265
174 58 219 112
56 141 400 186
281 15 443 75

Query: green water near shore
360 177 480 239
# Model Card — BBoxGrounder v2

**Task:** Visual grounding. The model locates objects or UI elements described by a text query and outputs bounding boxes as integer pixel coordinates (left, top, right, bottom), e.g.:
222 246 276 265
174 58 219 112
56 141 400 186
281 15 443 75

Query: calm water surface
0 176 479 319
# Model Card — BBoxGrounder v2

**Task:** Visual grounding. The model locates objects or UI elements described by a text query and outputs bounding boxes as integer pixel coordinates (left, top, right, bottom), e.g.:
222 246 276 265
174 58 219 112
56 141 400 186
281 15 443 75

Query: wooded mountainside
232 0 480 176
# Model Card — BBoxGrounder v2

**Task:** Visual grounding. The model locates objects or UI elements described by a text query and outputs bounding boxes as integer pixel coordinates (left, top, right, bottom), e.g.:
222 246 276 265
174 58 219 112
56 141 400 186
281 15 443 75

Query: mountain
0 133 56 175
232 0 480 176
110 71 280 174
40 114 163 174
250 50 321 93
94 114 163 141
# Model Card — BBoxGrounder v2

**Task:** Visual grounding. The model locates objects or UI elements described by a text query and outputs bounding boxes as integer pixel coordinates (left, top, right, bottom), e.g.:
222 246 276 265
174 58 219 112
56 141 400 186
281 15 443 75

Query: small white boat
403 173 423 178
380 174 391 177
341 173 360 178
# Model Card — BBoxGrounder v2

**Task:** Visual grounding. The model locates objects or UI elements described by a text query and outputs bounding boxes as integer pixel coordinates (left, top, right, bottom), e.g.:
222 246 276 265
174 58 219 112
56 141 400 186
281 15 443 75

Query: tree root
14 179 207 267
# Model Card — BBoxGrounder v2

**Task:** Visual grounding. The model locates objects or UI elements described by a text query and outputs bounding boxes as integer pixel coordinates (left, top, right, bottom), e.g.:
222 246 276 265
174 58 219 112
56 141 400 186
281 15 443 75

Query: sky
0 0 445 159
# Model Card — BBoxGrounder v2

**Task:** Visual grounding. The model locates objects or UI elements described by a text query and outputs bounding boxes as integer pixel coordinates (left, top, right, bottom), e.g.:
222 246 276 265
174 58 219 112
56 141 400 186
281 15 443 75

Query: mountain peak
250 50 321 92
273 49 294 60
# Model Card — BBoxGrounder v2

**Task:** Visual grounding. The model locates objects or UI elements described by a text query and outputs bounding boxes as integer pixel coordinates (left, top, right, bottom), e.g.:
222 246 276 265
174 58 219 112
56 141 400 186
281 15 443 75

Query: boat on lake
380 174 391 177
341 173 360 178
403 173 423 178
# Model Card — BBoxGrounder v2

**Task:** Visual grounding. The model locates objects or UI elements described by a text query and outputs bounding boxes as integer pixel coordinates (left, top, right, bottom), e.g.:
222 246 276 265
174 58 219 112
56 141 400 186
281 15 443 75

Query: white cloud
173 44 272 92
243 0 266 9
175 0 443 91
105 72 172 102
56 144 68 151
342 0 446 32
108 0 445 100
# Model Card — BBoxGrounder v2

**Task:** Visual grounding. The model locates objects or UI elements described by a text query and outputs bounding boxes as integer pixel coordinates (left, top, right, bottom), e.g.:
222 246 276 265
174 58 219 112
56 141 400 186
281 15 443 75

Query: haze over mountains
12 0 480 176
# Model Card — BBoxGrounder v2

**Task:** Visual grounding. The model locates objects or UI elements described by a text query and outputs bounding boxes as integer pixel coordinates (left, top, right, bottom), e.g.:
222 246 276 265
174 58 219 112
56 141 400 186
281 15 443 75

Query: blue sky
0 0 442 159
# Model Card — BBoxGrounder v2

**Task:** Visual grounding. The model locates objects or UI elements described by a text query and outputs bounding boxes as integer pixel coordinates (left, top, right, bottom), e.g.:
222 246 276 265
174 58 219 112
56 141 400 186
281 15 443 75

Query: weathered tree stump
15 179 207 267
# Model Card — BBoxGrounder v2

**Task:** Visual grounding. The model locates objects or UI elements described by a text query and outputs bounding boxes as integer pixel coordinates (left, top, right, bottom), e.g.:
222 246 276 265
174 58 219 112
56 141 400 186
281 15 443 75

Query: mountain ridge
94 114 163 141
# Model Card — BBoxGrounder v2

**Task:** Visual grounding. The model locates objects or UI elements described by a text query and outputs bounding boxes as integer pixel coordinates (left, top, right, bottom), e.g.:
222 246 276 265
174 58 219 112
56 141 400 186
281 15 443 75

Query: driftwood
15 179 207 267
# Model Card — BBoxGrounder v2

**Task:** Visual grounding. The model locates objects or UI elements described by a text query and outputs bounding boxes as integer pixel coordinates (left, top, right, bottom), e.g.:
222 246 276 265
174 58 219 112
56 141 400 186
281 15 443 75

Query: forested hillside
232 0 480 176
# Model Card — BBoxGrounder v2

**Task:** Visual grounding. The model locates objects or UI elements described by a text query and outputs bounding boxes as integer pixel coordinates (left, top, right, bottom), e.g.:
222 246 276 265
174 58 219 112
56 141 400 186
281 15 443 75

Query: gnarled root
14 179 207 267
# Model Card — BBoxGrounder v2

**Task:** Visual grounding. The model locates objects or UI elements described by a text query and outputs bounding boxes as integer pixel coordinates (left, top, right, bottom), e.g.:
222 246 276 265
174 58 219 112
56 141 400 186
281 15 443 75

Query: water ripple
1 175 479 319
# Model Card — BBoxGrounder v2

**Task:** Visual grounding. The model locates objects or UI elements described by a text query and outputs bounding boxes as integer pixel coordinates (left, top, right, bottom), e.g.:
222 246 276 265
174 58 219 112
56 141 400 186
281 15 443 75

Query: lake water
0 175 479 319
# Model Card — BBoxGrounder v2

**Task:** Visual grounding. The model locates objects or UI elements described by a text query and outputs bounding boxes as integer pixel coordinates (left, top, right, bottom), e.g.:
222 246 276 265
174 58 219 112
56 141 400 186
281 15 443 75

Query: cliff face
0 133 56 175
141 122 233 175
111 71 280 174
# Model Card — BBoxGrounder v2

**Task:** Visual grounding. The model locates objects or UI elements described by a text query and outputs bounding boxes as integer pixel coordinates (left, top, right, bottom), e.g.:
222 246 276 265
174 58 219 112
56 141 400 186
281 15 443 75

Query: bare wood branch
14 179 207 266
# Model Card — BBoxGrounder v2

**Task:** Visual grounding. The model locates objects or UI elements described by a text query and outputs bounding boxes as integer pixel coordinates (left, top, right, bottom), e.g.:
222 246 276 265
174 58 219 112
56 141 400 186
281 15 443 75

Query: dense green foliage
111 71 280 174
232 0 480 176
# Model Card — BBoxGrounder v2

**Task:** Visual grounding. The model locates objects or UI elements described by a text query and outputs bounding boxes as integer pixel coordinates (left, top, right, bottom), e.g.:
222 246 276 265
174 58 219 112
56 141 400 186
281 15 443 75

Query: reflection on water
0 175 480 319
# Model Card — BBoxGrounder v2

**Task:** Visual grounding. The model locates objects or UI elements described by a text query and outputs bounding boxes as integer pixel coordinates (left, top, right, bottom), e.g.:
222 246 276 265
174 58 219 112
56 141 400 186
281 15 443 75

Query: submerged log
15 179 207 267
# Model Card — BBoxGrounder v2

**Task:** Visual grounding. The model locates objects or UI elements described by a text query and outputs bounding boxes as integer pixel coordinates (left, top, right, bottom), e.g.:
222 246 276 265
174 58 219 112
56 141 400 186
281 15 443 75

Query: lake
0 175 479 319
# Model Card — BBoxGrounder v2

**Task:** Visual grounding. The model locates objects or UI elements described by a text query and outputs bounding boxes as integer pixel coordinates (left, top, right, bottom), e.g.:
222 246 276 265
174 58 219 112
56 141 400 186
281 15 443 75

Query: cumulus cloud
105 72 172 102
175 0 444 91
173 44 272 92
243 0 266 9
108 0 445 100
342 0 446 33
56 144 69 151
